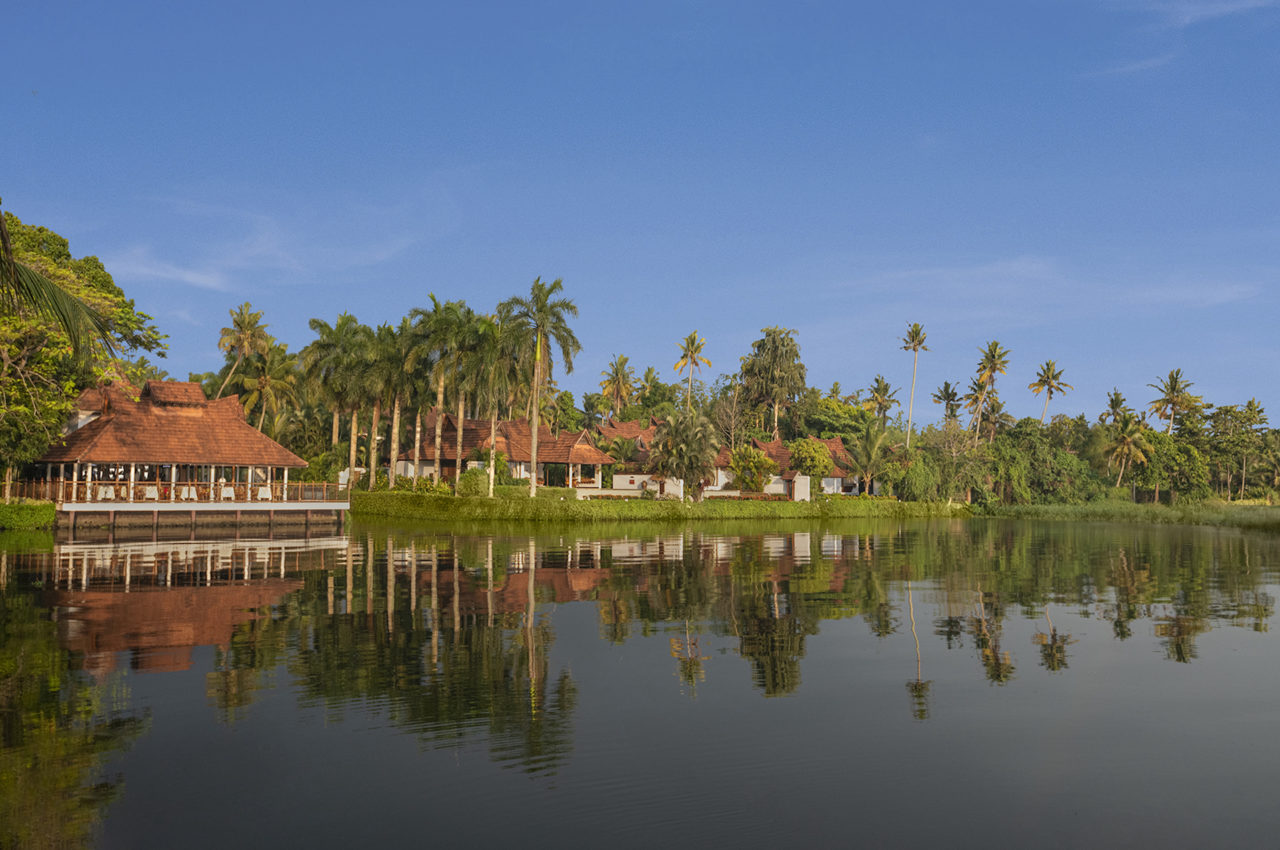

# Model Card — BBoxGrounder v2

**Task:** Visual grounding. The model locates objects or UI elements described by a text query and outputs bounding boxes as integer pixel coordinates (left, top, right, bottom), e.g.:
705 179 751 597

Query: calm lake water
4 518 1280 848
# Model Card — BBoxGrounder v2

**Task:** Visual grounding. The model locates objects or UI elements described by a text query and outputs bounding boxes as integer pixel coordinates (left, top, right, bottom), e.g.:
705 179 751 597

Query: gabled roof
713 436 851 479
596 416 659 448
40 381 307 467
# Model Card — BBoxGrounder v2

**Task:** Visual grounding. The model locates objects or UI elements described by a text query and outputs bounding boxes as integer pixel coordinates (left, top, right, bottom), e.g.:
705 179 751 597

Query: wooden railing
11 480 350 504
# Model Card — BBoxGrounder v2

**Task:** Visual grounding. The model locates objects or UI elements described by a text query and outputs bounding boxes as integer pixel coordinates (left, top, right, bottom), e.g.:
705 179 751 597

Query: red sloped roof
39 381 306 467
597 416 658 447
714 437 851 478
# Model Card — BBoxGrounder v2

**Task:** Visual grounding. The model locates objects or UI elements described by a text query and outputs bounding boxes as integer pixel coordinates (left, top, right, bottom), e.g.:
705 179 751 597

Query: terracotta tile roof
713 437 851 479
401 410 493 463
40 381 307 467
596 416 659 448
401 416 615 466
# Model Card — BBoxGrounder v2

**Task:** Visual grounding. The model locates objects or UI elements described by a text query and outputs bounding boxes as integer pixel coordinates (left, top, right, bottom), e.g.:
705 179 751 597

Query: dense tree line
3 208 1277 506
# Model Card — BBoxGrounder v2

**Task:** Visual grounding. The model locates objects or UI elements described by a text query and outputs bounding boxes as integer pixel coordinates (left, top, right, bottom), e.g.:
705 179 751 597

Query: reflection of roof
49 579 302 675
40 381 307 467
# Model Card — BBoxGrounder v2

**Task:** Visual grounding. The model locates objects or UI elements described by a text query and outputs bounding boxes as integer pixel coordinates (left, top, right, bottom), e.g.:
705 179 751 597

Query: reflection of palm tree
1032 606 1074 672
905 580 932 720
669 620 710 696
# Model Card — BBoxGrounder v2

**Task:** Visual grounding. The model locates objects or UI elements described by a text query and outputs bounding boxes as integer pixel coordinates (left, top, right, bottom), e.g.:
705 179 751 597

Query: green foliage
648 409 721 499
351 490 970 522
730 445 778 492
456 467 490 497
786 437 833 479
0 501 56 530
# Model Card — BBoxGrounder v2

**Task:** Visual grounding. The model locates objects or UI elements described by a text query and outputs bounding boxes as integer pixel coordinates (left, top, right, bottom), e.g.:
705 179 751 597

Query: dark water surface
4 518 1280 848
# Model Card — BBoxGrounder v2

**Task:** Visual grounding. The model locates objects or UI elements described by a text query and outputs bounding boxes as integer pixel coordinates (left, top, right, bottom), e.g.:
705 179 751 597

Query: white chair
143 485 159 500
180 485 198 500
221 486 236 500
97 485 114 500
257 486 272 501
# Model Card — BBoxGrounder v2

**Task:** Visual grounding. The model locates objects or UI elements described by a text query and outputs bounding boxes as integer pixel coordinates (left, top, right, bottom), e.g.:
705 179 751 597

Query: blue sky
5 0 1278 424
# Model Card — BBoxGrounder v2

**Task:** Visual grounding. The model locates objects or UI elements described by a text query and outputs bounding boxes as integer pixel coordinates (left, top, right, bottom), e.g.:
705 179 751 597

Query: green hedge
981 501 1280 532
0 501 56 530
351 491 970 523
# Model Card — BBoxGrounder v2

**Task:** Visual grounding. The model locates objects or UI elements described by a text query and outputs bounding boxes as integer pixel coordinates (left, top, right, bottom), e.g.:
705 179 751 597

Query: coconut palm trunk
412 409 422 484
455 391 466 482
388 393 402 487
433 373 445 482
529 335 542 497
331 410 340 446
367 401 381 491
348 409 359 489
488 409 499 498
906 351 919 449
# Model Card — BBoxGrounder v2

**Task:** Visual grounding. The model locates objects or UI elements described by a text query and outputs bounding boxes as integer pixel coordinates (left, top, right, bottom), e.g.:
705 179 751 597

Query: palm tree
302 312 364 446
740 327 806 440
469 308 523 497
1107 412 1151 487
410 295 469 482
1148 369 1195 434
599 354 635 417
647 409 720 501
932 381 961 422
848 423 890 495
637 366 661 407
232 343 298 430
215 303 272 399
864 375 899 426
0 200 113 356
673 330 712 411
900 323 928 447
1102 388 1131 424
1028 360 1073 424
363 323 403 489
501 277 580 497
969 340 1010 446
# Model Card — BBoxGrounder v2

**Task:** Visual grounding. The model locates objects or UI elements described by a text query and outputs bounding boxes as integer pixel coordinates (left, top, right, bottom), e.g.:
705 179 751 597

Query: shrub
730 445 777 492
456 468 489 497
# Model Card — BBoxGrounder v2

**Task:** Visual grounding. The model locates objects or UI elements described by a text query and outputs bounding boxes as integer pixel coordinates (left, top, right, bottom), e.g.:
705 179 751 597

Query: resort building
33 381 344 528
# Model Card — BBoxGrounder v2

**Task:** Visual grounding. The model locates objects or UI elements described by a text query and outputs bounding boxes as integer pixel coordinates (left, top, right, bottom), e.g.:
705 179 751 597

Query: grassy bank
0 501 56 531
981 501 1280 533
351 490 971 523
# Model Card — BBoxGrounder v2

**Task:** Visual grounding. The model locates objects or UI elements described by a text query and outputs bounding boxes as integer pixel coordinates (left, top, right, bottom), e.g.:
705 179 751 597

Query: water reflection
2 520 1280 844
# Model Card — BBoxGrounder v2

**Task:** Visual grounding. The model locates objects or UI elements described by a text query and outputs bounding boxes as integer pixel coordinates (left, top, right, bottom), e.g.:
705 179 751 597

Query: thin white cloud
1124 0 1279 27
105 246 228 291
1085 53 1178 76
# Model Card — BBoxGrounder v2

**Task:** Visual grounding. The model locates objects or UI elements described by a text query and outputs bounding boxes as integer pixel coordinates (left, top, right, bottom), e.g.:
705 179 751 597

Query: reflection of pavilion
37 536 346 677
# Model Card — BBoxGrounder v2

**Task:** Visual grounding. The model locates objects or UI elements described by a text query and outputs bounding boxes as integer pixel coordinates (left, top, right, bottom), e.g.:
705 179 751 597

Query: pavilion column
129 464 136 502
72 462 79 502
283 468 289 502
268 466 274 501
170 465 177 502
247 467 253 501
209 466 215 502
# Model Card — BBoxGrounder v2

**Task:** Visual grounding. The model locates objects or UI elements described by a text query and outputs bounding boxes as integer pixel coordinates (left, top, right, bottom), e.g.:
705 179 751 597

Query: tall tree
0 202 114 357
647 408 720 501
740 326 806 440
864 375 899 427
848 422 891 495
932 381 961 423
232 342 298 431
900 323 927 448
1107 412 1151 487
501 277 580 497
673 330 712 411
1148 369 1196 434
599 354 634 417
1028 360 1073 424
969 340 1010 446
215 303 271 399
1102 388 1132 424
302 312 363 446
469 307 523 497
410 295 469 482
